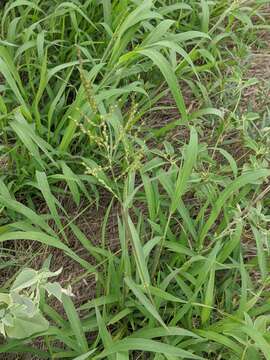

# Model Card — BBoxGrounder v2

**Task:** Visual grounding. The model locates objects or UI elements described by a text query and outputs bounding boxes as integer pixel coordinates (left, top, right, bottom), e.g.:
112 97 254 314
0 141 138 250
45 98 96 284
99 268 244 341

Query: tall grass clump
0 0 270 359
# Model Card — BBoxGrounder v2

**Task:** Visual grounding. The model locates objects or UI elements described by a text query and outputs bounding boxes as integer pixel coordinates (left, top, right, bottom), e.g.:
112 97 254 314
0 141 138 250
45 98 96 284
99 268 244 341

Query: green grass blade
60 162 80 206
73 349 97 360
171 127 198 213
201 264 215 325
95 306 114 360
198 169 270 247
36 171 64 235
124 276 166 328
62 294 88 354
137 48 187 121
252 226 268 282
96 337 203 359
200 0 210 33
0 231 96 273
127 216 150 287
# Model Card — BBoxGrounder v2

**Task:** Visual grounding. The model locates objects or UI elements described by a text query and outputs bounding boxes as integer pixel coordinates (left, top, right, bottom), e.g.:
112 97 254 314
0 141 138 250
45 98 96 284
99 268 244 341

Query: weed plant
0 1 270 359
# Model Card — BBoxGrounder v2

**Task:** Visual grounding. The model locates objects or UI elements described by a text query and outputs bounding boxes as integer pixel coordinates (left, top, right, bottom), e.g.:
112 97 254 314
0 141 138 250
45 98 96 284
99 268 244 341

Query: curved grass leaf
96 337 203 359
198 169 270 247
137 48 187 121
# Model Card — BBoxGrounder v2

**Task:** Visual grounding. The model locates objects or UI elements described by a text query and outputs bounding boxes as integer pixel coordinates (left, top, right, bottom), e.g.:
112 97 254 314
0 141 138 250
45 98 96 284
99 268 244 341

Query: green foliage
0 266 71 339
0 0 270 359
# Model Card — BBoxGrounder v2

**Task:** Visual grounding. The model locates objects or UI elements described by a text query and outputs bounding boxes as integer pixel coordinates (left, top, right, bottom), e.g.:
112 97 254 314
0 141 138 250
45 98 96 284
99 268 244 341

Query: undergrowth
0 0 270 359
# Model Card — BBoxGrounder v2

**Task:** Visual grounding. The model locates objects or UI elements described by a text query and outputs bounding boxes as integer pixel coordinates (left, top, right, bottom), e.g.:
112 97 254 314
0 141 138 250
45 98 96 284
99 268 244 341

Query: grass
0 0 270 359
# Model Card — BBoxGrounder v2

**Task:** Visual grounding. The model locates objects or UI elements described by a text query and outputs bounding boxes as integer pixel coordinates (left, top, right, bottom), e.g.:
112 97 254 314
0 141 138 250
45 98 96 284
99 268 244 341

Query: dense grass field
0 0 270 359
